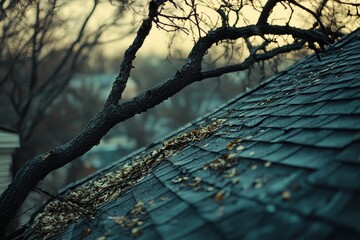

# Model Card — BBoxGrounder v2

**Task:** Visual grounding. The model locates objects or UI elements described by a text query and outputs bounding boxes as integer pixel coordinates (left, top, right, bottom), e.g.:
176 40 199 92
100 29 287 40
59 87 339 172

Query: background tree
0 0 133 231
0 0 132 172
0 0 359 237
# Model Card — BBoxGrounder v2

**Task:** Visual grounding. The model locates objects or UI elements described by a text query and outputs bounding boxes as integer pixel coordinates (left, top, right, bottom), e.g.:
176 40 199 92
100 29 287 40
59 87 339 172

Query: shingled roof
20 29 360 239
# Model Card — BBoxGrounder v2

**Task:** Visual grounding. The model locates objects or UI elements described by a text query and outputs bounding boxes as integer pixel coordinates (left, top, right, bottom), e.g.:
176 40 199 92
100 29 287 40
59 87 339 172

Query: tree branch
333 0 360 7
105 0 162 106
257 0 282 25
17 1 41 132
0 2 338 237
287 0 327 33
200 41 304 79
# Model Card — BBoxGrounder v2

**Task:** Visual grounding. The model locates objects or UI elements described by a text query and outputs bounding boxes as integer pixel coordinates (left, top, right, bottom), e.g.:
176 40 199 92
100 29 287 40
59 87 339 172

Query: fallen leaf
109 216 126 226
227 139 242 150
132 227 142 237
160 195 170 201
96 236 106 240
224 168 237 178
147 200 155 206
131 201 144 215
214 189 227 202
281 191 292 200
236 145 245 151
171 177 183 183
227 153 238 159
264 161 271 167
254 182 263 189
206 186 215 192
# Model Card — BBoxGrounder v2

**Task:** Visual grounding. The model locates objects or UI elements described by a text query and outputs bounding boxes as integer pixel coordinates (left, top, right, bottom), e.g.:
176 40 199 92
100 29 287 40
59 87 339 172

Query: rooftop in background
20 29 360 239
0 128 19 149
0 128 19 194
70 73 138 100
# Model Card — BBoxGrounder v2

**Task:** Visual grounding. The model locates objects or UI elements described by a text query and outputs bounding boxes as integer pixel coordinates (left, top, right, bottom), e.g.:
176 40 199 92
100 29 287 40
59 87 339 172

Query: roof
20 29 360 239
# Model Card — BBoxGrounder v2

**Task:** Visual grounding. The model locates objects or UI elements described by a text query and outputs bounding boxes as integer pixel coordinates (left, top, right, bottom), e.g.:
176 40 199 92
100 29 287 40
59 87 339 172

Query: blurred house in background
0 127 19 194
69 73 138 101
81 136 137 169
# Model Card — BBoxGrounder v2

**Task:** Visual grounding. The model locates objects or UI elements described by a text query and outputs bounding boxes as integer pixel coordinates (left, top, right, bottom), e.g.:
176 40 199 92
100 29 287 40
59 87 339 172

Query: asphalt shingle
22 29 360 240
336 141 360 163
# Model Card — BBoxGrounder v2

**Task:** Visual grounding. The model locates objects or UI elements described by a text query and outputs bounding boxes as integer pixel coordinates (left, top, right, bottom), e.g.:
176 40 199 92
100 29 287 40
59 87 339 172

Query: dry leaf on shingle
132 227 142 237
281 191 292 200
249 151 256 156
227 139 242 150
172 176 184 183
214 189 227 202
224 168 237 178
109 216 127 226
131 201 145 215
206 186 215 192
227 153 238 159
264 161 271 167
254 182 264 189
236 145 245 151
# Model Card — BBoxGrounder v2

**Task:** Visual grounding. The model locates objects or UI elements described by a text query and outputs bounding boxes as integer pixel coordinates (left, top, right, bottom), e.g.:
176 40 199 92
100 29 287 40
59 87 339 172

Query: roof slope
24 29 360 239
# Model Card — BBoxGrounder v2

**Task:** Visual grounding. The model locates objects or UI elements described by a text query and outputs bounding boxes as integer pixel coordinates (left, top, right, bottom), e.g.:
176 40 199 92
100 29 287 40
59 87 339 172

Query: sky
70 0 359 62
83 0 293 58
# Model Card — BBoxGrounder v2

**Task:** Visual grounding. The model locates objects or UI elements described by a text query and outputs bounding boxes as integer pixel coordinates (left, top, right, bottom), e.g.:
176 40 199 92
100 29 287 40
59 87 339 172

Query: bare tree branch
257 0 282 25
287 0 327 33
333 0 360 7
16 1 41 131
201 41 304 79
105 0 163 106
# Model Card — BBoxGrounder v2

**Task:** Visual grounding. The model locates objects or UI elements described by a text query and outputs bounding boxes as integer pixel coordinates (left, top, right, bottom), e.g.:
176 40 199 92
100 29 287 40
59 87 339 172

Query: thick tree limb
0 5 333 238
0 1 163 236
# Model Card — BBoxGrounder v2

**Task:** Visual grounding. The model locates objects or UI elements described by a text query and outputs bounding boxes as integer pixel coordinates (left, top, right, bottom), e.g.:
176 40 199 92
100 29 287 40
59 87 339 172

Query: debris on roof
26 119 226 238
20 29 360 239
